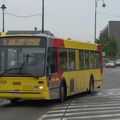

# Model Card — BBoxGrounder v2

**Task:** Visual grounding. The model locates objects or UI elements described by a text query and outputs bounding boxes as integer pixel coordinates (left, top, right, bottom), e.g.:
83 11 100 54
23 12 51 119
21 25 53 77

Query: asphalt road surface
0 67 120 120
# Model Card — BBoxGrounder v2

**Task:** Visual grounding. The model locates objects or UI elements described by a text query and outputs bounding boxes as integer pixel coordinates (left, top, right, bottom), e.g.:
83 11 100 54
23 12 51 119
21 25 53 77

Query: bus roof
0 33 102 51
0 33 51 38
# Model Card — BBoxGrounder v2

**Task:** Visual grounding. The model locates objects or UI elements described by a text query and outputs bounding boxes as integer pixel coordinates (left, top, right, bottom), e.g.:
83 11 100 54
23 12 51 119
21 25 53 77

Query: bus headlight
39 86 44 90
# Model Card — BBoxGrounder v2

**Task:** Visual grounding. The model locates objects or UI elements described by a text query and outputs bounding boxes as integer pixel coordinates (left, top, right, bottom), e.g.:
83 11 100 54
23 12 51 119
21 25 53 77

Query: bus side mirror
47 66 52 76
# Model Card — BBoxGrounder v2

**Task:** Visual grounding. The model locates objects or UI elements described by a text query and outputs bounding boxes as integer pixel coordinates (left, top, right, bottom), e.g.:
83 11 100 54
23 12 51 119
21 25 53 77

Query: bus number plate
13 93 21 97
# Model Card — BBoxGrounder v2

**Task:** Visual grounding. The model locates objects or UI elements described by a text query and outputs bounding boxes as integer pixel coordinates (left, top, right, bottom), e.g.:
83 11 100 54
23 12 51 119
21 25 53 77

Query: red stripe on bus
52 38 64 47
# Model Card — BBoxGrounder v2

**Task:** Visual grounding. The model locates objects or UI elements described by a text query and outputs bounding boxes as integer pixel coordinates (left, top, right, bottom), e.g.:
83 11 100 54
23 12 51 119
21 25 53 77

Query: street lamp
41 0 44 33
94 0 106 43
1 3 7 32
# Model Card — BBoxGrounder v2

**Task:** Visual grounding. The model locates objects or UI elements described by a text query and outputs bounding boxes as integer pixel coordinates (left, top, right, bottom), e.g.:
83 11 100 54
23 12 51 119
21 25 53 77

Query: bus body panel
60 69 102 97
0 34 103 101
0 77 51 100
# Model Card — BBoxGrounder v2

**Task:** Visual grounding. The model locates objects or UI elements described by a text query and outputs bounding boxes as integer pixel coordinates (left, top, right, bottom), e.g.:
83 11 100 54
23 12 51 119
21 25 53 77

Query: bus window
0 49 6 72
21 48 45 76
79 50 84 70
84 51 89 69
68 49 76 70
90 51 94 69
8 49 18 68
60 49 68 71
47 48 57 73
95 51 100 68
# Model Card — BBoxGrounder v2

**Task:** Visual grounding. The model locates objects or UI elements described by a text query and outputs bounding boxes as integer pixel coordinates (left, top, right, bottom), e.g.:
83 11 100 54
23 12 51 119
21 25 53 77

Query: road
0 67 120 120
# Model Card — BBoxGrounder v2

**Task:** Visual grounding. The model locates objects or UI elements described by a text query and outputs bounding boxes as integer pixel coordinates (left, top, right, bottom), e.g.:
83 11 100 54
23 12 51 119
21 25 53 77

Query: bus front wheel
10 99 18 104
59 83 65 102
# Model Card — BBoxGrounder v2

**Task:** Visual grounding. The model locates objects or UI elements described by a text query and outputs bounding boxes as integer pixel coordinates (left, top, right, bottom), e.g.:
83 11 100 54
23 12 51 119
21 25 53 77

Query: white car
105 61 116 68
116 59 120 66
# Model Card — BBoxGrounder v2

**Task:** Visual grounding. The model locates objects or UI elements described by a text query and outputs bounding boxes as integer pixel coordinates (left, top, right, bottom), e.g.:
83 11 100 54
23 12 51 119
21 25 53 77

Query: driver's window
47 48 57 73
0 49 6 72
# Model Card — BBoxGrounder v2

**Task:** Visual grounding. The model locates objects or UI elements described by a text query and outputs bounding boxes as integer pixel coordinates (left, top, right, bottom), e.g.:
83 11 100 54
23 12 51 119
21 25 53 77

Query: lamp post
94 0 106 43
41 0 44 33
1 4 7 32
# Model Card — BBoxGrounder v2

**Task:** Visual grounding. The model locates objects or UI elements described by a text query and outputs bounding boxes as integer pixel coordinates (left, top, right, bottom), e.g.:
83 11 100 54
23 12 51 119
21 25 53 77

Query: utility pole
41 0 44 33
94 0 106 43
1 4 7 32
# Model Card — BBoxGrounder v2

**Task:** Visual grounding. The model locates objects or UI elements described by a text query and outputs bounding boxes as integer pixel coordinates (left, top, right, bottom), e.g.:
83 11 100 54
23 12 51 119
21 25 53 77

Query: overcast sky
0 0 120 42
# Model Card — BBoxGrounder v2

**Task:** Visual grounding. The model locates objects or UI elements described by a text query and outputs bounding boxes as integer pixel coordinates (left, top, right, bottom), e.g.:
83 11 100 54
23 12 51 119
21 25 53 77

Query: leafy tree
96 36 118 59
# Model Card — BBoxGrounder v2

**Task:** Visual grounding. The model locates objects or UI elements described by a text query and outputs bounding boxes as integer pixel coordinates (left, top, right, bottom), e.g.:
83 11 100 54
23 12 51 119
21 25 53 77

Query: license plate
13 93 21 97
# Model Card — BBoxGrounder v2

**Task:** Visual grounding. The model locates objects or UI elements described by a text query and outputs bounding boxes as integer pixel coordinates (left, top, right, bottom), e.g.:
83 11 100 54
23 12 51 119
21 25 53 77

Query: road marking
38 88 120 120
39 106 120 120
62 113 120 120
53 104 120 110
48 109 120 116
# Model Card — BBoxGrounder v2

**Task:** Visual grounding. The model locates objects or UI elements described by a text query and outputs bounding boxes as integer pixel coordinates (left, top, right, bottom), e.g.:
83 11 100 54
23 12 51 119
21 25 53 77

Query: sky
0 0 120 42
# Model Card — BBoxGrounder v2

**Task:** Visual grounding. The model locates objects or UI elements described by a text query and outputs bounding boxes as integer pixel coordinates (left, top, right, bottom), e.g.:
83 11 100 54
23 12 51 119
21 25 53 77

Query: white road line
71 100 120 104
39 112 120 120
65 109 120 116
40 106 120 119
70 102 120 107
38 88 120 120
48 106 120 114
53 106 120 111
48 109 120 116
39 113 63 119
53 103 120 110
62 113 120 120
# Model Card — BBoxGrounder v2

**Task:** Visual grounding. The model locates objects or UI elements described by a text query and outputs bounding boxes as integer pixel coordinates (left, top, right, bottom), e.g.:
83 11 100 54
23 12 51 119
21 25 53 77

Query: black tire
10 99 18 104
59 83 65 102
89 78 94 94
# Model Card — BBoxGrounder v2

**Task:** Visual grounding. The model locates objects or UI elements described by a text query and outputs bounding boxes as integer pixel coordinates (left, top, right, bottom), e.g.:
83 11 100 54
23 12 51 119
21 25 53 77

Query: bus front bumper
0 91 50 100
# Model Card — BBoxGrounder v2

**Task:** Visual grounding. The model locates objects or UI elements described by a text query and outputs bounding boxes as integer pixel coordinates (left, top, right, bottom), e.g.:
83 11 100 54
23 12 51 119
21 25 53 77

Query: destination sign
0 37 46 47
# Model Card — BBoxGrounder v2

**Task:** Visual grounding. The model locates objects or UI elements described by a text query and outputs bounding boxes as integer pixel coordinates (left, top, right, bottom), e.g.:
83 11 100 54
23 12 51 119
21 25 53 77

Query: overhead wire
5 12 41 18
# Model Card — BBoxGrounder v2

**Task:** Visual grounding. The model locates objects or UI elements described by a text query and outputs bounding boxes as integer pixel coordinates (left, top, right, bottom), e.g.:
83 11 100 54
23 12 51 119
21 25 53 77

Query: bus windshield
0 47 45 77
0 36 47 77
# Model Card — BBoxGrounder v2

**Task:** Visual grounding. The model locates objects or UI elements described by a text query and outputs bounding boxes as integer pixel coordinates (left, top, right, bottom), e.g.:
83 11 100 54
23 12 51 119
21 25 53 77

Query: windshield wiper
19 54 32 73
0 54 31 77
0 67 21 77
0 68 39 79
0 54 40 79
17 72 39 79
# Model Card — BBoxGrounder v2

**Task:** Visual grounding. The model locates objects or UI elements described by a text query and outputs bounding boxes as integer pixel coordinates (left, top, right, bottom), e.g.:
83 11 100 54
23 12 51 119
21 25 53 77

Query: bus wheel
59 83 65 102
89 78 94 94
10 99 18 104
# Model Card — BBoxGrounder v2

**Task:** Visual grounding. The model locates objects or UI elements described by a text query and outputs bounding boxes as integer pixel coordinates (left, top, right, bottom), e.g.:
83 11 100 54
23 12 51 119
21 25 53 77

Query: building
100 21 120 55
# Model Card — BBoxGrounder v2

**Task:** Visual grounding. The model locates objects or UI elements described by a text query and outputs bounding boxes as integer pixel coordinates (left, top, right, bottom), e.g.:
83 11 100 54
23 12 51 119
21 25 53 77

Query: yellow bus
0 34 103 102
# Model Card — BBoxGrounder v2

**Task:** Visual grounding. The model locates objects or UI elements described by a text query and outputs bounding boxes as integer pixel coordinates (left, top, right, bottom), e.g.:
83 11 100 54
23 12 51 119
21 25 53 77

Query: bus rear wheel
89 78 94 94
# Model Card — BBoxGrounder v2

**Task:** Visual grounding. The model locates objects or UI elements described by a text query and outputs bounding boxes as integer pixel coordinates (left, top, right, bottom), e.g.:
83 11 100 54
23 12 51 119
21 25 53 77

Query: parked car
105 61 116 68
116 59 120 66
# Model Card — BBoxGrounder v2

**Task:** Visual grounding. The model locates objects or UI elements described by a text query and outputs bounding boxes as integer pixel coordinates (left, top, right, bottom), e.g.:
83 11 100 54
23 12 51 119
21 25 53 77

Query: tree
96 36 118 59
